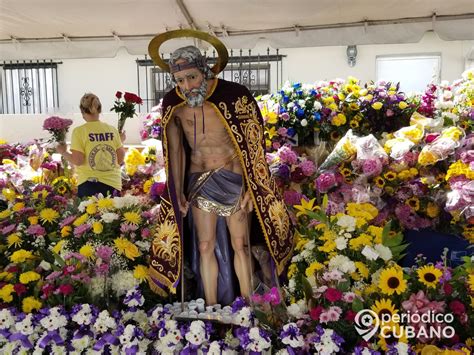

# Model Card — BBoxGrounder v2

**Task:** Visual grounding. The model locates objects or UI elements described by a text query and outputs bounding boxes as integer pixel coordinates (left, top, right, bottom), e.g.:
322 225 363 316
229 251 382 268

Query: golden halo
148 29 229 74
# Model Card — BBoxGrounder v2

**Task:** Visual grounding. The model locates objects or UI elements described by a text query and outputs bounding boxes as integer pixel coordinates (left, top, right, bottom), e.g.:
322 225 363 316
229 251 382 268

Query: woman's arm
56 143 85 166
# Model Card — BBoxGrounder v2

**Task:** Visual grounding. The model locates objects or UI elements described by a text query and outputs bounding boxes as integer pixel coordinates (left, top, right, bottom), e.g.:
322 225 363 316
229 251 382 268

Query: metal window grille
136 48 284 112
0 60 61 114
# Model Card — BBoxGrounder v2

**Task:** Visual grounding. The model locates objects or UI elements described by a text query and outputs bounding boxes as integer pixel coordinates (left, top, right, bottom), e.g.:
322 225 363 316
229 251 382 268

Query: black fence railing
0 60 61 114
136 48 285 112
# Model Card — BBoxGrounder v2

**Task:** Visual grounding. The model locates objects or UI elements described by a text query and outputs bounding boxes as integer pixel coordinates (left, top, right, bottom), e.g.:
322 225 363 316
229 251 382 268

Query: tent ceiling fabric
0 0 473 59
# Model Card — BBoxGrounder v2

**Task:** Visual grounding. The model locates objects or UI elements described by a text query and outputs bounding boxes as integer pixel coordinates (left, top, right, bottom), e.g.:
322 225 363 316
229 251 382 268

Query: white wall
281 31 473 84
1 31 473 144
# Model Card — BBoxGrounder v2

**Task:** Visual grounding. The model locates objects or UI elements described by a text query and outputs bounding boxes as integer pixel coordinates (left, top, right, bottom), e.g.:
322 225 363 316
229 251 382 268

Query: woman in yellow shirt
56 93 125 198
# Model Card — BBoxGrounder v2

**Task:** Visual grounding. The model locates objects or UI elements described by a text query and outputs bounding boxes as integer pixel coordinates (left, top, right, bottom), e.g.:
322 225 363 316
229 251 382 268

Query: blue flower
293 83 302 89
296 108 305 118
283 96 290 104
287 128 296 137
313 112 321 121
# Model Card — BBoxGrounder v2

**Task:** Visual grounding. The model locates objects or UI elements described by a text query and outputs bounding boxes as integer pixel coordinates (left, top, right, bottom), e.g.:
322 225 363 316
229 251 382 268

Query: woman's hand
120 130 127 142
56 143 67 154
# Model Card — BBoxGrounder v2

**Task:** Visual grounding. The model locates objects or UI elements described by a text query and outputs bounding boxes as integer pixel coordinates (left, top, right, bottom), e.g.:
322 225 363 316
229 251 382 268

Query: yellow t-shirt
70 121 122 191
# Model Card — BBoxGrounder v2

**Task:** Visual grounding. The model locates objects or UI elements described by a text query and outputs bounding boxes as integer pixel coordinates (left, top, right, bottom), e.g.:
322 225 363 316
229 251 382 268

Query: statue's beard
183 79 207 107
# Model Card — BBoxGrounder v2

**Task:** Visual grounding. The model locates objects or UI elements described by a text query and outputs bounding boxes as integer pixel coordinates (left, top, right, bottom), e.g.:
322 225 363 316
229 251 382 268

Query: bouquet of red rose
111 91 143 133
43 116 73 143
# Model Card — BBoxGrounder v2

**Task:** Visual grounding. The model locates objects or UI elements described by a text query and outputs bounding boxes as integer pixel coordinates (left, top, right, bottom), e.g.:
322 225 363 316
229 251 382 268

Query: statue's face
173 64 207 108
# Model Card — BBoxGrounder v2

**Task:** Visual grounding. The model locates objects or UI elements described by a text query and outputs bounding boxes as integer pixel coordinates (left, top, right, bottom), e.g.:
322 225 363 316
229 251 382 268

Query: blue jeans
78 181 119 198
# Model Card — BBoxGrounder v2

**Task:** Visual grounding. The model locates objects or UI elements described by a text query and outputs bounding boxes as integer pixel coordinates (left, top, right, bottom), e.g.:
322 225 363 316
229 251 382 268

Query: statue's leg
226 209 252 299
192 205 218 305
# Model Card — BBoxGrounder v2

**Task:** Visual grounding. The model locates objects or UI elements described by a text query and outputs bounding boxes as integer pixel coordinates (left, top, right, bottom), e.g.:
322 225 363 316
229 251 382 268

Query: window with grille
0 60 61 114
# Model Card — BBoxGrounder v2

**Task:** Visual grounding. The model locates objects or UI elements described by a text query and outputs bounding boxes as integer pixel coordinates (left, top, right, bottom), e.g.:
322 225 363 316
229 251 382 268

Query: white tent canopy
1 0 473 59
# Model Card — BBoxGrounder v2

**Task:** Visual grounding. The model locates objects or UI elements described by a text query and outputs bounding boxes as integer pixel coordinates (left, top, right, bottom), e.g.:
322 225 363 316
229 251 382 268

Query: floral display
110 91 143 133
42 116 73 143
1 72 474 353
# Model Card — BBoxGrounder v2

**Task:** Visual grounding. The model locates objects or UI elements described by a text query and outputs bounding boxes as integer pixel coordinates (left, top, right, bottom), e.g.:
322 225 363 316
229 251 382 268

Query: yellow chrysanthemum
92 221 103 234
305 261 324 277
331 113 347 127
123 211 142 225
287 264 298 279
417 265 443 288
379 267 407 295
12 202 25 212
97 197 115 210
86 203 97 215
39 208 60 224
114 237 141 260
372 102 383 110
28 216 38 225
0 209 12 219
61 225 72 238
19 271 41 284
349 234 373 251
22 296 42 313
52 240 65 254
7 233 22 248
143 179 154 194
133 265 149 282
73 213 89 227
79 244 95 259
0 284 15 302
426 202 440 218
10 249 33 263
346 202 378 221
2 188 16 202
418 150 439 166
371 298 398 322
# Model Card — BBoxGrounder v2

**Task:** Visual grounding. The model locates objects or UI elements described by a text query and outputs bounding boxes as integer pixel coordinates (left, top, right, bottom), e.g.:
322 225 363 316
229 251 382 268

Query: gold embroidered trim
192 195 241 217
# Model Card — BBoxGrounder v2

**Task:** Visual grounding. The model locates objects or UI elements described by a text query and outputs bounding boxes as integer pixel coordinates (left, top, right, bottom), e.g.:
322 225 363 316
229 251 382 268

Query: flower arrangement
110 91 143 133
140 102 162 141
42 116 73 143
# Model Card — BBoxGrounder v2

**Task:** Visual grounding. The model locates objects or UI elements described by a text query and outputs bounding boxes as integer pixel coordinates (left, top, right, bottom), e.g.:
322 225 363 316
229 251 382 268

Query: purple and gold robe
148 78 294 296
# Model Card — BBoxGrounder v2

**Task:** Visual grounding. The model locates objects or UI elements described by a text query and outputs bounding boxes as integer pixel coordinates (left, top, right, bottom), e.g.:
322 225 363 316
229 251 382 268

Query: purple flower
279 146 298 165
74 223 92 236
26 224 46 236
59 215 77 228
315 172 338 193
1 224 16 235
96 246 114 262
362 159 383 178
299 159 316 176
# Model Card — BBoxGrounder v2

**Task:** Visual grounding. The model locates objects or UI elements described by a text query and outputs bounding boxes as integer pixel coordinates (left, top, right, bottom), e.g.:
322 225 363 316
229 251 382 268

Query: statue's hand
240 190 253 213
178 194 189 216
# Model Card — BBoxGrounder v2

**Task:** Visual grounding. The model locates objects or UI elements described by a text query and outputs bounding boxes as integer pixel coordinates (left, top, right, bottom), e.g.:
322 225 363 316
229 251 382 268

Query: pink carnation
43 116 73 131
315 172 337 193
299 159 316 176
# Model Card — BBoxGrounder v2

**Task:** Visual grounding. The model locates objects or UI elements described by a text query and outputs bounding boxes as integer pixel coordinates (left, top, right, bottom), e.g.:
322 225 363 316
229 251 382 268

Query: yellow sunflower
379 267 407 295
417 265 442 288
468 274 474 292
123 211 142 225
383 171 397 181
39 208 60 224
371 298 398 323
378 323 408 351
374 176 385 188
405 197 420 211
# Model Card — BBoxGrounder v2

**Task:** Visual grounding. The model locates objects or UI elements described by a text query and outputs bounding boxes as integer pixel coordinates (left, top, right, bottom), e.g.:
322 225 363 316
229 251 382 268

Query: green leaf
352 298 364 313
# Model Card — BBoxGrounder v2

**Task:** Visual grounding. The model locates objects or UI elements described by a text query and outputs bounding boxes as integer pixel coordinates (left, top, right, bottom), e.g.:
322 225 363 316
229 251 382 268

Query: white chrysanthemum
313 101 322 110
0 309 14 330
135 240 151 252
122 310 149 332
300 119 308 127
113 194 141 209
185 320 207 346
336 215 356 232
110 270 139 297
88 276 106 298
335 236 347 250
233 307 252 327
39 307 67 331
78 199 94 212
100 212 120 223
93 310 116 334
328 255 356 274
71 335 91 351
291 254 303 263
361 246 379 261
247 327 271 352
72 304 93 325
287 278 296 293
394 342 410 355
374 244 393 261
